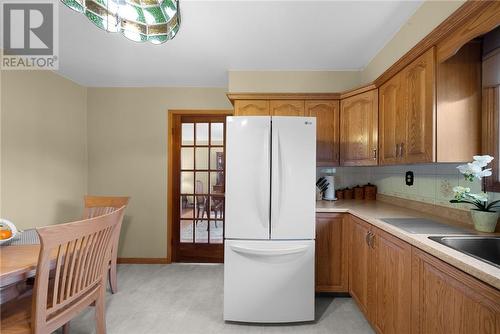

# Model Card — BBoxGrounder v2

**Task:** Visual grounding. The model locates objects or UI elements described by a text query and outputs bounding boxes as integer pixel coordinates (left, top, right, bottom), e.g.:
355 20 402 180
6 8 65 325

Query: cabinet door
411 248 500 334
400 47 435 163
340 89 379 166
379 73 405 165
234 100 270 116
372 228 411 334
348 215 372 316
270 100 305 116
306 100 340 166
315 213 348 292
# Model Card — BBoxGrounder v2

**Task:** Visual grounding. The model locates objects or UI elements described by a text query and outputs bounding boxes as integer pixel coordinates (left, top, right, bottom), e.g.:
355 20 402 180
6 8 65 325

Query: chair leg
109 260 118 294
95 288 107 334
62 322 70 334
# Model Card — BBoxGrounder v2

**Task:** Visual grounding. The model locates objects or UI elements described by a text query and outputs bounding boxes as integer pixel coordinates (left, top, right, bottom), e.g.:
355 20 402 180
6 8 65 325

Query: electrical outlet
406 171 414 186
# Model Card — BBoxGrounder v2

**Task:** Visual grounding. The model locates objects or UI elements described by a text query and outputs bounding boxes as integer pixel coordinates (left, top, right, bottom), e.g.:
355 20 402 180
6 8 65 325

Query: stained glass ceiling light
61 0 180 44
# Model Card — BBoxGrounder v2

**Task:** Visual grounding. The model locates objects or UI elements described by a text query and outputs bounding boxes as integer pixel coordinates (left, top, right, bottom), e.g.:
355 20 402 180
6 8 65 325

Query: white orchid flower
452 186 470 200
467 192 488 202
457 162 482 181
473 155 494 167
476 168 492 178
452 186 470 193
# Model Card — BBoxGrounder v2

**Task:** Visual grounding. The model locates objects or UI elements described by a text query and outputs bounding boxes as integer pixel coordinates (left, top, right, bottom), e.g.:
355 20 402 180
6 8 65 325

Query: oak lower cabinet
340 89 379 166
371 228 412 334
349 216 412 334
348 215 372 315
306 100 340 166
315 213 348 292
411 248 500 334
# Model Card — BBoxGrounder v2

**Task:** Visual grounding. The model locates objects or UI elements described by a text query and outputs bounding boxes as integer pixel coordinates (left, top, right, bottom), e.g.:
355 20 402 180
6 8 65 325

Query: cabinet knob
373 149 377 160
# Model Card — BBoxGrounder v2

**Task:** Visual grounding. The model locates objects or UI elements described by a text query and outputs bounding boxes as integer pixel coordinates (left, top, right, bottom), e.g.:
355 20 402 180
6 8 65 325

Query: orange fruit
0 229 12 240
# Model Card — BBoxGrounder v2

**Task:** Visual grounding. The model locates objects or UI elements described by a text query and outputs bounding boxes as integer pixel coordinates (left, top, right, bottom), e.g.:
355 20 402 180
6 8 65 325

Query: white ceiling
57 0 423 87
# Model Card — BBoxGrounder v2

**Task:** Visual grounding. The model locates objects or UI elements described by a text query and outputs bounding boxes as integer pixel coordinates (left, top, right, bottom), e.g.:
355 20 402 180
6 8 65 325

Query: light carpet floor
67 264 374 334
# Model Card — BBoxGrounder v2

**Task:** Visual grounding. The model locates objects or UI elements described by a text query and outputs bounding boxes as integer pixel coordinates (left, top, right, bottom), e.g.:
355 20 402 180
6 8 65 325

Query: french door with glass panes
172 115 225 262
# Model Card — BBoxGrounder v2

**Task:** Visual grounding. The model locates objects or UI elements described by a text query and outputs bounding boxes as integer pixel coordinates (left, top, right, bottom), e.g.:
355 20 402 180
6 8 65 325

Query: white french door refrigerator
224 116 316 323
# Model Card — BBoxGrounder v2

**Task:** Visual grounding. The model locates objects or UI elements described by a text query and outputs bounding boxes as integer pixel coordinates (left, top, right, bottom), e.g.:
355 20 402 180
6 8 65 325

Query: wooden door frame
167 109 233 263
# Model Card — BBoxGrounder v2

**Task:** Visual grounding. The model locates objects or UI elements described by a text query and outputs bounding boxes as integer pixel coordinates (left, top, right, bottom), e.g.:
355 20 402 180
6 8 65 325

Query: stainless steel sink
428 236 500 269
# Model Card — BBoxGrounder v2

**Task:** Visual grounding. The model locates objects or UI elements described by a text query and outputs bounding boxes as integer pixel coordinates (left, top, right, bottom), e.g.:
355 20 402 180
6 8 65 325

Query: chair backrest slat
32 207 125 333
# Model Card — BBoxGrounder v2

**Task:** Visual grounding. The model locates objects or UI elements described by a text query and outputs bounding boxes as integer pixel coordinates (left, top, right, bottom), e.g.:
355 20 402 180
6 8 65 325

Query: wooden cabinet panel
340 89 379 166
348 215 372 316
270 100 305 116
372 228 411 334
411 248 500 334
437 42 482 162
234 100 270 116
306 100 340 166
315 213 348 293
379 73 405 165
379 47 436 165
400 47 435 164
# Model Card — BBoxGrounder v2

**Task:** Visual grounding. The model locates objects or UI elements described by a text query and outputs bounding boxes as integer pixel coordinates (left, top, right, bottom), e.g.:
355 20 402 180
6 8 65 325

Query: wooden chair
83 196 129 294
0 207 125 334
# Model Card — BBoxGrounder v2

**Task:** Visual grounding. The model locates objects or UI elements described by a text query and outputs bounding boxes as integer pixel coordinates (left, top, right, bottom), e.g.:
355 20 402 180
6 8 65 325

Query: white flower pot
470 210 499 233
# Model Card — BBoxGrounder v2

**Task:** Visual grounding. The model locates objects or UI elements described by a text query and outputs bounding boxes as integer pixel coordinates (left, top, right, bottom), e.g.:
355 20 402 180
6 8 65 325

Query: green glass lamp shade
61 0 180 44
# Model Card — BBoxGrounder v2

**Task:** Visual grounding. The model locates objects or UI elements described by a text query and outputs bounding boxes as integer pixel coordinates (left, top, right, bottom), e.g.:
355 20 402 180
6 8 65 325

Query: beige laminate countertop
316 200 500 290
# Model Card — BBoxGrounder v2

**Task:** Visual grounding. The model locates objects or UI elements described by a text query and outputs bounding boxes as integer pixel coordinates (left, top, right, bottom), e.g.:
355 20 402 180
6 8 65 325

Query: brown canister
335 189 344 200
344 187 354 199
364 183 377 200
353 185 364 200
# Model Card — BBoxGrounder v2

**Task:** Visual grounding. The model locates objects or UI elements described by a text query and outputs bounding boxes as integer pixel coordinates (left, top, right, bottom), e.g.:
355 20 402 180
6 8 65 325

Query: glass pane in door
175 116 226 260
211 123 224 145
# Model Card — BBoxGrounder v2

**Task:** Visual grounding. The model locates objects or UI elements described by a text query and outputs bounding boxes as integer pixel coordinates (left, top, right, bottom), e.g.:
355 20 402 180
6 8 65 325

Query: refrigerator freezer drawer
224 239 315 323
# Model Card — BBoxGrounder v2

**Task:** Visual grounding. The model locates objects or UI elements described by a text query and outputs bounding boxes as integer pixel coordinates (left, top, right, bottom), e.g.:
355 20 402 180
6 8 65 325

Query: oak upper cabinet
306 100 340 166
379 71 405 165
315 213 348 293
270 100 305 116
411 248 500 334
348 215 372 317
340 89 379 166
379 47 436 165
371 227 412 334
234 100 270 116
400 47 435 164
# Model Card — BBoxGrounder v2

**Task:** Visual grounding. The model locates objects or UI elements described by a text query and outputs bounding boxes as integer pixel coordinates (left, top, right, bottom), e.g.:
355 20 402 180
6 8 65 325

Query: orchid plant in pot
450 155 500 232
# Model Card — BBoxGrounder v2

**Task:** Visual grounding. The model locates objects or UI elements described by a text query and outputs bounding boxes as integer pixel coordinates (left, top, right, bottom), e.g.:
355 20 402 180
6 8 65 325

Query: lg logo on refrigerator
1 0 59 69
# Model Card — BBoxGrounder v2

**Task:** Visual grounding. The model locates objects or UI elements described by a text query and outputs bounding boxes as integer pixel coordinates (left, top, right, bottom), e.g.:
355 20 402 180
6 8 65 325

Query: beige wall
360 0 465 84
86 87 231 258
1 70 88 230
228 70 361 93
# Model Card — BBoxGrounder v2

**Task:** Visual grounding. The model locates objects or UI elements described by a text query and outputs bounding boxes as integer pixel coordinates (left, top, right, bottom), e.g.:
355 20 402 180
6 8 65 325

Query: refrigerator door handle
257 127 270 230
271 129 285 233
230 244 309 257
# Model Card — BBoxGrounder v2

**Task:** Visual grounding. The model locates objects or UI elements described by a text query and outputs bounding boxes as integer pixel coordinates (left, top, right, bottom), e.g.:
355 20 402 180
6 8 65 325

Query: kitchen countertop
316 200 500 290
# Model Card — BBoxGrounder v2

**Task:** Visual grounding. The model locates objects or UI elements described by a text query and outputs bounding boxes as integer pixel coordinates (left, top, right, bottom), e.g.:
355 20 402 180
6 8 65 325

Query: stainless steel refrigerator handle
230 244 309 256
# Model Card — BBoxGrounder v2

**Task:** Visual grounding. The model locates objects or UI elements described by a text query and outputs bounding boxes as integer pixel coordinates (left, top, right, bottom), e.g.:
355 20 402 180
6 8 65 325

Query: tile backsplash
317 164 500 211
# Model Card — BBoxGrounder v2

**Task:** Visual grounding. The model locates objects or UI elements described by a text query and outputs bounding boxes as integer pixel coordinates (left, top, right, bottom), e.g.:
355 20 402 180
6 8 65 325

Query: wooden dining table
0 244 42 289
